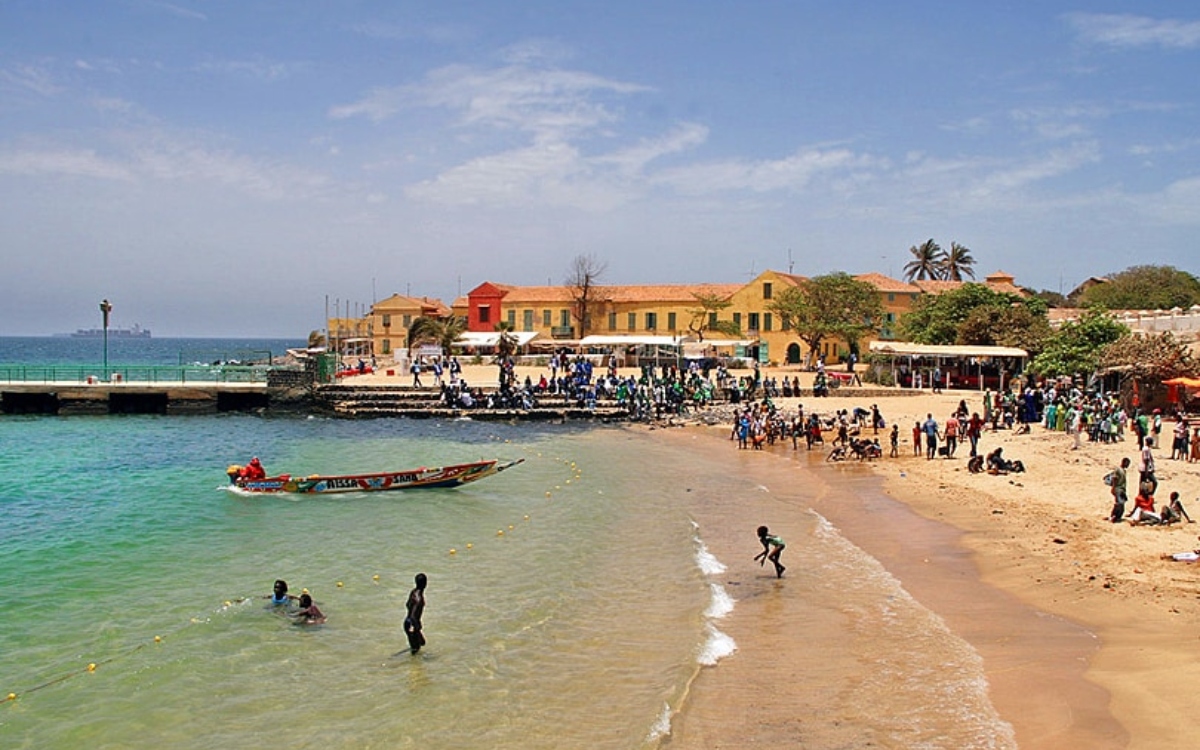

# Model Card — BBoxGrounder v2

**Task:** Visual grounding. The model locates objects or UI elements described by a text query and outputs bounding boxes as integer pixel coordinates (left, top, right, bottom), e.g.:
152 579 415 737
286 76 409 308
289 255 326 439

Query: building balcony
551 326 575 339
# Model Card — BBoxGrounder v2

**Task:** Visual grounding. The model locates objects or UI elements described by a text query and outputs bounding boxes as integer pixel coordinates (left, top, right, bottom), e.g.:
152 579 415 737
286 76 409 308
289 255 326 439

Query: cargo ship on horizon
62 323 152 339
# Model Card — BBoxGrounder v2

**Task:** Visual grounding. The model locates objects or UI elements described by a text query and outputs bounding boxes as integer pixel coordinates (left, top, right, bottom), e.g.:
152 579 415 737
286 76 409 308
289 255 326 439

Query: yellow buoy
508 524 514 530
87 663 96 672
154 635 162 643
449 548 457 555
466 543 473 549
373 575 380 581
6 692 16 701
497 529 504 536
337 581 344 587
545 491 551 497
524 515 530 520
224 601 232 607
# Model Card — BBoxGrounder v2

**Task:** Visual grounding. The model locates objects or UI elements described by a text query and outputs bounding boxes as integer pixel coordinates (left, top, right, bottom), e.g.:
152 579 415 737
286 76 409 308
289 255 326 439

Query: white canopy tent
867 341 1028 391
452 331 541 348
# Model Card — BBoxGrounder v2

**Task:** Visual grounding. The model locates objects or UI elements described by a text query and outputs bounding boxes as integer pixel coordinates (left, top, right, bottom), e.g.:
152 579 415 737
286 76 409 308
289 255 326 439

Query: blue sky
2 1 1198 336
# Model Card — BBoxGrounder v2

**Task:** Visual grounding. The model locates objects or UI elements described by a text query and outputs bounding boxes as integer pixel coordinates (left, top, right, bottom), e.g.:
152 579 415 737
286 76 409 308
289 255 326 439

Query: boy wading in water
755 526 786 578
404 573 427 654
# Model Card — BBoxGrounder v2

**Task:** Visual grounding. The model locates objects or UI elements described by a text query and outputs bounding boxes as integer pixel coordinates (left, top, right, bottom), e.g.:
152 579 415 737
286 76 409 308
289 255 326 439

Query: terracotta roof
475 282 743 304
911 279 1028 297
855 273 919 294
372 294 450 314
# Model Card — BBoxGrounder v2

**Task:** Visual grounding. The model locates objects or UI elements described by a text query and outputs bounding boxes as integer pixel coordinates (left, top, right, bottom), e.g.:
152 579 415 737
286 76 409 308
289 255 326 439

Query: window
667 312 676 331
523 309 534 331
560 309 571 327
763 282 773 300
627 312 636 330
708 312 717 327
507 309 516 326
763 313 772 332
382 314 391 327
733 312 741 329
645 312 658 330
402 314 412 328
478 306 490 323
887 293 895 303
382 339 391 354
748 312 760 331
543 309 552 327
608 312 617 331
886 312 895 323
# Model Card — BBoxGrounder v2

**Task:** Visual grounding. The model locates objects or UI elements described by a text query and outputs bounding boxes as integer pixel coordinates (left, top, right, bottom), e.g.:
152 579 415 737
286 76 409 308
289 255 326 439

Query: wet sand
660 426 1125 749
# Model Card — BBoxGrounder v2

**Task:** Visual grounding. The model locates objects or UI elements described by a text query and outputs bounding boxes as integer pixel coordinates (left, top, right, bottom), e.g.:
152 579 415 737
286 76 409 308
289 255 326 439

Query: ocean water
0 415 1016 749
0 336 305 367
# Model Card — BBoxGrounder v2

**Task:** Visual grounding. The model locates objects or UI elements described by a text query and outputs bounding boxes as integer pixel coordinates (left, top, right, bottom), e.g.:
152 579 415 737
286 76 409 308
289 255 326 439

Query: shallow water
0 415 1014 748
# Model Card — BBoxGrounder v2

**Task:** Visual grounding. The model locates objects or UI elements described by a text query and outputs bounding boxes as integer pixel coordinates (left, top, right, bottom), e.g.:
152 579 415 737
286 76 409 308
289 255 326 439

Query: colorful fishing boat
227 458 523 494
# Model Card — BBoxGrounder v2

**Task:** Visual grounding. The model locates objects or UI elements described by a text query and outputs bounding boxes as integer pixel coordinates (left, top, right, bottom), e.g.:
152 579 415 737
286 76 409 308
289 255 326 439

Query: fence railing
0 365 272 384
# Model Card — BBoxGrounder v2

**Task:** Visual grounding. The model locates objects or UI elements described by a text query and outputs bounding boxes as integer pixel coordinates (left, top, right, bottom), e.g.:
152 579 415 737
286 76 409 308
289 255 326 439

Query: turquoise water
0 415 1018 749
0 417 716 749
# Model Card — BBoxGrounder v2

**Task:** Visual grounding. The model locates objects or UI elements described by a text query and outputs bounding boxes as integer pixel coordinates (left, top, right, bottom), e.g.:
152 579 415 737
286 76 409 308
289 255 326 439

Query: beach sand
662 385 1200 749
353 362 1200 747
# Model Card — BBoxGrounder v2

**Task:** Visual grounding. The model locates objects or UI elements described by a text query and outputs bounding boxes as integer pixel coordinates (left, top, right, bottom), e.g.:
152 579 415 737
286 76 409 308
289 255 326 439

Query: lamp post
100 299 112 379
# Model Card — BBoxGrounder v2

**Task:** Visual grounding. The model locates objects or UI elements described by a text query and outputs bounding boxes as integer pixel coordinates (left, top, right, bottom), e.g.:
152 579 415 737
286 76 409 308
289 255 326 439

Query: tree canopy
941 242 977 281
1098 331 1198 381
767 272 883 361
1028 310 1129 378
686 292 741 341
902 239 943 282
1078 265 1200 310
897 284 1045 346
406 315 466 354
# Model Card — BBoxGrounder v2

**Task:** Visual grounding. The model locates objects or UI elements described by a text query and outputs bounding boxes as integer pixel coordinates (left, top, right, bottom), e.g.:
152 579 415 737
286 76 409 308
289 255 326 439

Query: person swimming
293 593 326 625
268 579 295 606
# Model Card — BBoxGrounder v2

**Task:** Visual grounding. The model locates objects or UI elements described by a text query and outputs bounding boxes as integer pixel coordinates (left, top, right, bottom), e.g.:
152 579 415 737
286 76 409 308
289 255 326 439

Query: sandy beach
662 381 1200 749
351 361 1200 747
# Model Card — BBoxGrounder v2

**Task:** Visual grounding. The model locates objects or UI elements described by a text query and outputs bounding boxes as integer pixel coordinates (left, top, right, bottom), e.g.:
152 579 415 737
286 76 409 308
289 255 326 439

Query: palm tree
406 315 467 356
902 239 945 282
940 242 977 281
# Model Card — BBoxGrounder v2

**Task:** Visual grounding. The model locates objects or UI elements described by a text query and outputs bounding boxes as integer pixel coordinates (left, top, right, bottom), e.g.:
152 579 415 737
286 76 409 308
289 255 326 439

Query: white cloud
594 122 709 175
139 1 207 22
0 130 331 201
1066 13 1200 49
651 147 873 195
0 148 133 180
0 64 62 96
331 61 651 142
195 58 299 82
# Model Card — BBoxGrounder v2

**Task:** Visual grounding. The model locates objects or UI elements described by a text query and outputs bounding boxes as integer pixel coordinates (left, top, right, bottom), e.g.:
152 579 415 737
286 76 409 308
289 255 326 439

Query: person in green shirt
755 526 787 578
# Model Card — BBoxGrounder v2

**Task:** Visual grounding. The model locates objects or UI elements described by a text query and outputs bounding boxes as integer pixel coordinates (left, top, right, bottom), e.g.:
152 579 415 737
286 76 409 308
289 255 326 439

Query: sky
2 1 1198 336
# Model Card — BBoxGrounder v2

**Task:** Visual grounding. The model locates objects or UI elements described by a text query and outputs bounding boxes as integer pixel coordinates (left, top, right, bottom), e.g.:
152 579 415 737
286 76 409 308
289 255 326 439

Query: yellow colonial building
341 269 1026 366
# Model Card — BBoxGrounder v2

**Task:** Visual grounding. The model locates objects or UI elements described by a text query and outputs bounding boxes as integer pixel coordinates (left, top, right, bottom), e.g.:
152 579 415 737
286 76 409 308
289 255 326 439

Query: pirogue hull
232 458 523 494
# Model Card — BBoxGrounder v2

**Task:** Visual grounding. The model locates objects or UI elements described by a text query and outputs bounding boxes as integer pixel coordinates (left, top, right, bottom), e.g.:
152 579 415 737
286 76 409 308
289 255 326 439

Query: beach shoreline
649 385 1200 749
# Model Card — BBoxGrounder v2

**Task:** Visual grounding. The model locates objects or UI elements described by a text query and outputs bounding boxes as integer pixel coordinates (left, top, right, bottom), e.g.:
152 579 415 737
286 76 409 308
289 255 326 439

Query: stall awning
452 331 540 348
1163 377 1200 388
579 335 683 346
868 341 1028 358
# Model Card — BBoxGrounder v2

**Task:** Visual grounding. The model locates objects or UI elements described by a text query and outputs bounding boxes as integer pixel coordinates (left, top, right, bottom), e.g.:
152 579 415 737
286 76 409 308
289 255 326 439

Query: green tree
1029 309 1128 378
957 304 1052 353
897 283 1037 345
1079 265 1200 310
1029 289 1067 308
406 315 467 355
767 272 884 363
902 239 944 282
686 292 742 341
939 242 976 281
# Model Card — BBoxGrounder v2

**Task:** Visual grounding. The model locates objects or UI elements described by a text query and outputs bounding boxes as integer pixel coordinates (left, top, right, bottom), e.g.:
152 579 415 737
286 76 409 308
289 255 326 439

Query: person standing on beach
404 573 427 654
922 414 940 460
890 424 899 457
1109 457 1129 523
912 420 922 457
754 526 786 578
944 413 959 458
